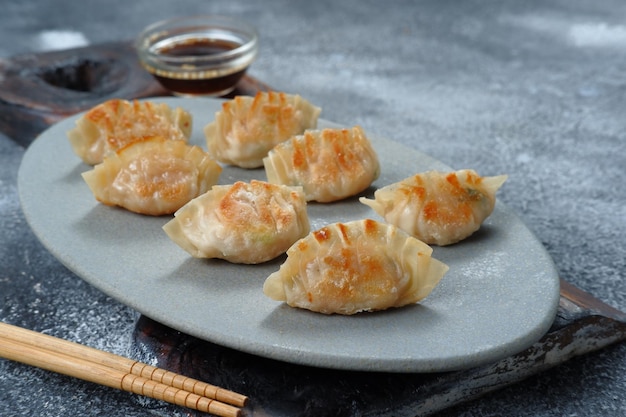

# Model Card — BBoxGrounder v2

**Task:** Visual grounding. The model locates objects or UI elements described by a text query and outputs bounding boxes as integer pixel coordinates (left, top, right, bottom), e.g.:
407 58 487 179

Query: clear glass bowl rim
135 15 259 67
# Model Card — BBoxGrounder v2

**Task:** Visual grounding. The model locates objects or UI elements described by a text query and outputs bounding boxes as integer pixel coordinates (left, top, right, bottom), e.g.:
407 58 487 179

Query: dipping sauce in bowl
136 15 259 96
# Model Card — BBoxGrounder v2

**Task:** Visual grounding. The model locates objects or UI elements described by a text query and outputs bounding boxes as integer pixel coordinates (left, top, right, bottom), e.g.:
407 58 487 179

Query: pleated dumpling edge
360 169 507 246
204 91 321 168
263 219 448 315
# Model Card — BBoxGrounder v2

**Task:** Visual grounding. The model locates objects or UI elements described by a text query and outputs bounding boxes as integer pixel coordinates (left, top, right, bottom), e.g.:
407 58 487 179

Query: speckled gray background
1 0 625 416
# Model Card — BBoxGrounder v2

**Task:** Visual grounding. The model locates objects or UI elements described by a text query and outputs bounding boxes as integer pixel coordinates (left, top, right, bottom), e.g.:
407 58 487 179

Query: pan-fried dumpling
263 126 380 203
68 99 192 165
204 91 321 168
82 136 221 216
163 180 310 264
263 219 448 315
360 170 507 246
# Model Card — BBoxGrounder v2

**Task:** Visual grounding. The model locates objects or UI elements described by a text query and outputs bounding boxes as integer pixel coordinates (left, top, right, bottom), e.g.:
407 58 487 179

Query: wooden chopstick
0 322 247 417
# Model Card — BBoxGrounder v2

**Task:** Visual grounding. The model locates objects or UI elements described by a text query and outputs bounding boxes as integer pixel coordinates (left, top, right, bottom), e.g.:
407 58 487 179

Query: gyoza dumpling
68 99 192 165
82 136 221 216
204 91 321 168
163 180 310 264
360 169 507 246
263 219 448 315
263 126 380 203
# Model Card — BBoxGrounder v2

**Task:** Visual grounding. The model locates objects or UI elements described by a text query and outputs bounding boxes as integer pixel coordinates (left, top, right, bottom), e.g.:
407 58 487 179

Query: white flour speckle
568 23 626 47
516 152 532 164
501 14 626 48
36 30 89 51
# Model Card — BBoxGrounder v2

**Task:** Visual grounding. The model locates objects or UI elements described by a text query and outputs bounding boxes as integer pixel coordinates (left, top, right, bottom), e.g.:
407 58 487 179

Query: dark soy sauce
147 37 247 96
160 38 238 56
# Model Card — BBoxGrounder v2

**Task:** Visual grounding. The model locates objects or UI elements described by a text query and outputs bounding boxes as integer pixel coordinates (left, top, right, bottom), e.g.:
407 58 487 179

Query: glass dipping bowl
136 15 259 97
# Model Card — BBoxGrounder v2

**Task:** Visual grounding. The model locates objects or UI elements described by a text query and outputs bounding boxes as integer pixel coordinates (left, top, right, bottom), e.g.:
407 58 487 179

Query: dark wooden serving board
0 41 270 147
3 42 626 416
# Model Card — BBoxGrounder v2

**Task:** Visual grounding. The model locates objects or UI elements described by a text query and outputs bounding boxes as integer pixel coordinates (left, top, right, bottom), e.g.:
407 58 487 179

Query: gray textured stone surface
1 0 625 416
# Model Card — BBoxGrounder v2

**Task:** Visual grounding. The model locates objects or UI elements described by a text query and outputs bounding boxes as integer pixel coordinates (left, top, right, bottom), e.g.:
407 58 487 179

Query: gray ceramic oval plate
18 97 560 373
